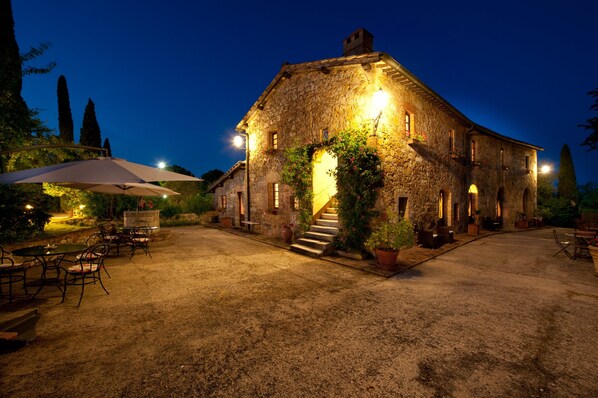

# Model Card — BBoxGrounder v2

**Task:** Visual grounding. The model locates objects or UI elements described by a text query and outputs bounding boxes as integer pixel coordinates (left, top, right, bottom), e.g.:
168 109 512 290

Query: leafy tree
103 137 112 156
200 168 224 192
578 182 598 212
57 75 74 142
162 164 202 209
557 144 578 203
580 88 598 151
80 98 101 148
0 0 30 158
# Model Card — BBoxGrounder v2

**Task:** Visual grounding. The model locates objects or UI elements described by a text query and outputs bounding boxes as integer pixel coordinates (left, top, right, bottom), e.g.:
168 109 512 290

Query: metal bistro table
11 244 88 297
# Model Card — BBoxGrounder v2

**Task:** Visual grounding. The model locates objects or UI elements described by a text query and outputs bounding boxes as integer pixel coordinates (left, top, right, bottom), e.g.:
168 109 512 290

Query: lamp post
235 131 251 231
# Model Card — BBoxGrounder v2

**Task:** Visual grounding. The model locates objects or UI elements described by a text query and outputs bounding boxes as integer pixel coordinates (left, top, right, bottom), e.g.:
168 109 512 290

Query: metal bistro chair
61 243 110 307
573 235 591 260
128 225 152 259
0 246 36 302
552 230 572 259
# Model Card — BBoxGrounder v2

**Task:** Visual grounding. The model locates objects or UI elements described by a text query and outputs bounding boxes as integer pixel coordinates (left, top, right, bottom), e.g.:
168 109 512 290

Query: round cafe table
11 244 88 297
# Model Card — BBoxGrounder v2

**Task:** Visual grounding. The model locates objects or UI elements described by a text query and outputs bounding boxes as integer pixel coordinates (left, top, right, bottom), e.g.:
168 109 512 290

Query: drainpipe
239 130 251 230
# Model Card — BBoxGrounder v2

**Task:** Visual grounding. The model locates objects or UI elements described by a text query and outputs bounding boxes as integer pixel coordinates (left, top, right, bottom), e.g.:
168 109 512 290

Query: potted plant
281 223 294 244
365 208 415 270
468 210 480 235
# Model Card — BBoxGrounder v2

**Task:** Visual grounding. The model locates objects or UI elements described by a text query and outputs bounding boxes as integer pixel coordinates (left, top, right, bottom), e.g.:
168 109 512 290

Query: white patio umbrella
56 182 180 197
0 157 202 184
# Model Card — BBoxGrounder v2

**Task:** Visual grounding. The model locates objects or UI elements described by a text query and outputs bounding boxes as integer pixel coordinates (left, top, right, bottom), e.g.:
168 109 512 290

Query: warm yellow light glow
233 135 244 148
25 204 34 210
162 194 168 199
540 165 551 174
372 88 389 115
157 161 166 169
248 135 257 152
79 204 86 210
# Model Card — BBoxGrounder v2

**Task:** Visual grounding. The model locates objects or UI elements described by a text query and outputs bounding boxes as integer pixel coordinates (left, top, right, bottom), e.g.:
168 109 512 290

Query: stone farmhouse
229 29 542 247
208 161 246 227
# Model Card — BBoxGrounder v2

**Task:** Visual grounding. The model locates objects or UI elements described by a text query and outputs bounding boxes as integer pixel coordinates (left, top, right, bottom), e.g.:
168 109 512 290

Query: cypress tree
0 0 30 150
103 137 112 157
79 98 101 148
557 144 578 203
57 75 74 142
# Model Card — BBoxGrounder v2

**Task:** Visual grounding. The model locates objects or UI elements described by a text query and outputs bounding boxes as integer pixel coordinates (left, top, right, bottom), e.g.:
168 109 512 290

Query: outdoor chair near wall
418 230 440 249
437 226 454 245
128 226 152 259
552 230 572 259
98 223 122 256
0 246 36 302
61 243 110 307
573 235 591 260
61 233 111 278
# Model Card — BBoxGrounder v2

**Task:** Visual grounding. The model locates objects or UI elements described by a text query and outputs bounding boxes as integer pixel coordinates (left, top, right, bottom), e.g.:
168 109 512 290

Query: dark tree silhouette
79 98 102 148
557 144 578 203
57 75 74 142
200 169 225 185
0 0 30 149
580 88 598 151
103 138 112 157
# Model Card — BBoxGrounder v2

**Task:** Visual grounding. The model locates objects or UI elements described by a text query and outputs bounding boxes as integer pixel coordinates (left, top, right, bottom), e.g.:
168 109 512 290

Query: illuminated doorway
312 149 337 215
468 184 478 223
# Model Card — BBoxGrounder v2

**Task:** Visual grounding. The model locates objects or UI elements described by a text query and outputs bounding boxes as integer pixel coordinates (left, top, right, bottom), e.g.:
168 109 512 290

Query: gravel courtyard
1 226 597 397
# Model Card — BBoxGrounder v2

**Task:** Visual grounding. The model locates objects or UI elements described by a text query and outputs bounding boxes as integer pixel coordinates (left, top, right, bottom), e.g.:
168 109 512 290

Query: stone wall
243 61 538 236
213 171 245 227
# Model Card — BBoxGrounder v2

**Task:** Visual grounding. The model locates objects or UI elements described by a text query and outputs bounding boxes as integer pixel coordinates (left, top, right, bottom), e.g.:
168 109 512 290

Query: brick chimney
343 28 374 56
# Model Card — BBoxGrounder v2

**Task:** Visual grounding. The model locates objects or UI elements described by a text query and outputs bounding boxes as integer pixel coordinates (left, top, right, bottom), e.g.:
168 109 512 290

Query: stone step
296 238 331 251
304 231 336 242
327 207 337 214
315 219 338 227
290 244 324 257
310 225 339 235
321 213 338 220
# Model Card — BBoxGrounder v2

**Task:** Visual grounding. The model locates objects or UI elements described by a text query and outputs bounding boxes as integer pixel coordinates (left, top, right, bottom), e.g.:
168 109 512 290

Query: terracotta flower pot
281 227 293 244
375 248 399 270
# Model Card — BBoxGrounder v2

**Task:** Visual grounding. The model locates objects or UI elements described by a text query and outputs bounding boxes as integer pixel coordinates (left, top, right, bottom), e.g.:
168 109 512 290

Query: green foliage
281 144 314 233
541 196 578 227
80 98 101 148
580 88 598 151
329 128 383 252
557 144 578 202
365 208 415 251
103 138 111 156
42 183 86 211
57 75 74 143
160 204 182 218
0 184 52 243
200 168 225 192
579 182 598 211
182 193 213 214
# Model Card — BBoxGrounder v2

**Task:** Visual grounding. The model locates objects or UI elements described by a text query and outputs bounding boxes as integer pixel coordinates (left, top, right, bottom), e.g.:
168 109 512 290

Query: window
470 140 476 163
268 182 279 211
438 191 444 220
500 148 504 166
270 132 278 150
525 155 530 172
220 195 227 210
448 129 455 152
321 128 329 142
398 197 408 218
405 111 411 135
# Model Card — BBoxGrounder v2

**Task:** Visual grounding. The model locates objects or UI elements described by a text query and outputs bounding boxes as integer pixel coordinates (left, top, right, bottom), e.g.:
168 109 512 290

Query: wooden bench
241 221 260 232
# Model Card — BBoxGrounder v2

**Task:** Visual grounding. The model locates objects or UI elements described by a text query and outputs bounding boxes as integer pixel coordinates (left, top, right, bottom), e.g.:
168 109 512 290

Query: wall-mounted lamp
233 135 245 149
540 165 551 174
157 161 166 169
372 88 389 137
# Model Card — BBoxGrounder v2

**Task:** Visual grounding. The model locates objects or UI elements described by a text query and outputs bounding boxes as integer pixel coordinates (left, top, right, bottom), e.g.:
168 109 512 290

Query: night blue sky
13 0 598 183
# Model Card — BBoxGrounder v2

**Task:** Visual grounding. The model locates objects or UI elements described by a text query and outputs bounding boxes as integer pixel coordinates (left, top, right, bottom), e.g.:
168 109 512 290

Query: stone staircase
290 207 338 257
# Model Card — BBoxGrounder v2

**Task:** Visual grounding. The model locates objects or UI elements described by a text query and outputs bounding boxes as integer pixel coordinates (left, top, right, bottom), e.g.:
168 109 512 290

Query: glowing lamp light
372 88 389 114
233 135 244 148
540 165 551 174
157 161 166 169
162 195 168 199
25 204 34 210
79 204 86 210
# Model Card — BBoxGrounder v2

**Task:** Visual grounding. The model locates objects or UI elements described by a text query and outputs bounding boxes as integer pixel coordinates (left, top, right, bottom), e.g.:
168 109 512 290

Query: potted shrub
365 208 415 270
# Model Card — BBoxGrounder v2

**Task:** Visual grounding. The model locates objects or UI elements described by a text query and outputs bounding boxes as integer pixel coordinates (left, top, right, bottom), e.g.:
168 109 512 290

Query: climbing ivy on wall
281 144 314 233
282 128 383 252
329 128 384 252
